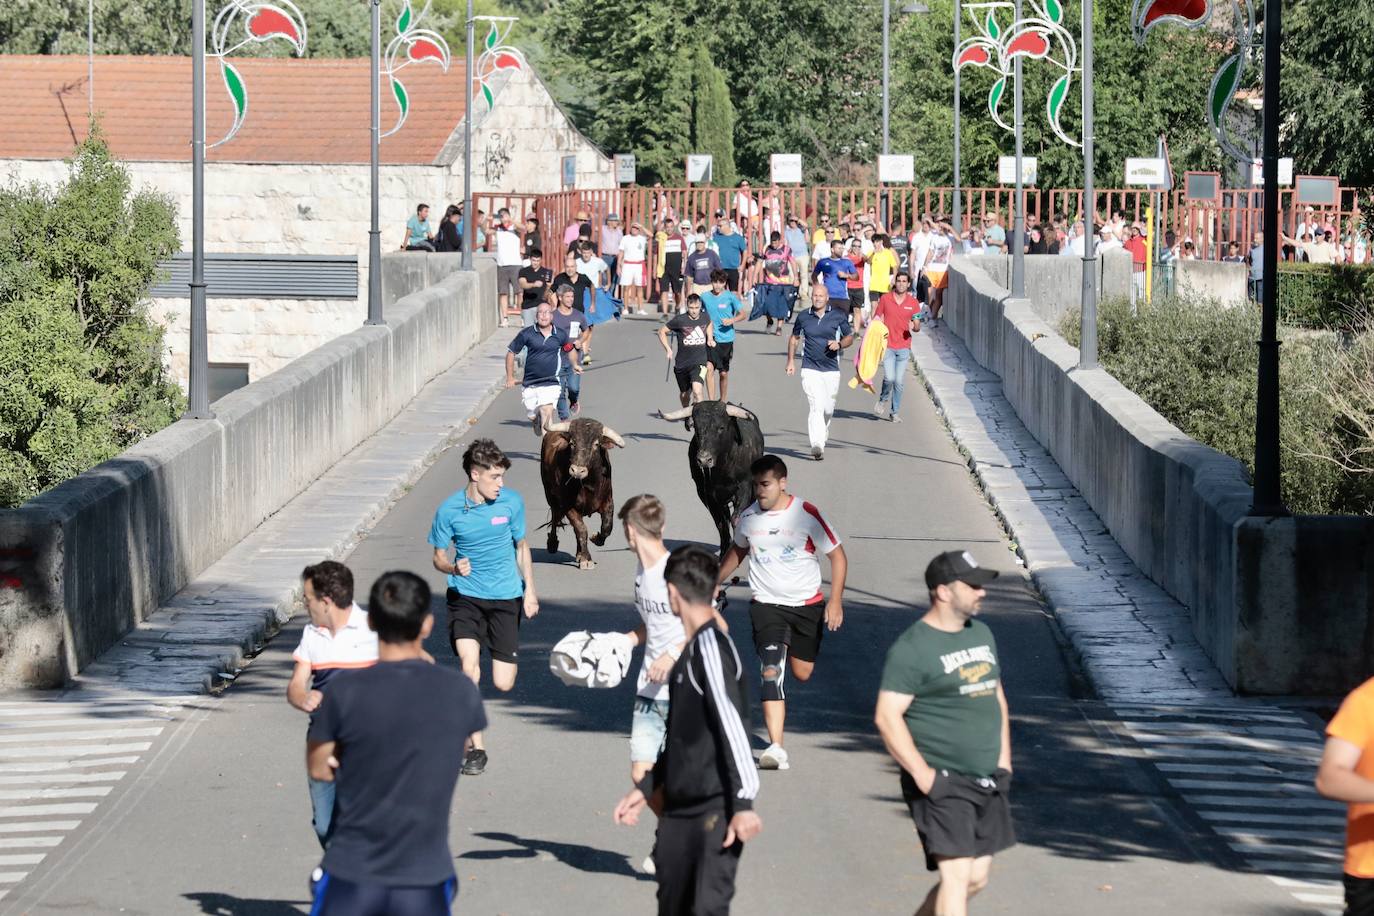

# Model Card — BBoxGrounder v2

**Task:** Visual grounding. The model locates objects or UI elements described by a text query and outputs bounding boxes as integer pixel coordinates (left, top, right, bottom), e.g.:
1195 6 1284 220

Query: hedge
1277 262 1374 330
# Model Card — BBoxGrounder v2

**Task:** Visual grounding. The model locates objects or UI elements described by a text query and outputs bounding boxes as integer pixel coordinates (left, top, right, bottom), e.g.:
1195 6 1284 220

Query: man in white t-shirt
619 222 650 315
716 454 847 771
575 242 610 365
494 209 524 317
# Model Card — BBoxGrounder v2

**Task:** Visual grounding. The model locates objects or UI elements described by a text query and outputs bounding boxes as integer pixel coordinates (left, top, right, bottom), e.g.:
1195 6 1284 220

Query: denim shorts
630 696 670 763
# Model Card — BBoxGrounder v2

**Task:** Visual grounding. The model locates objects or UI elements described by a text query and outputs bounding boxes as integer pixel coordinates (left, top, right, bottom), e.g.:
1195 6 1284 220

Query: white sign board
770 154 803 184
1125 157 1170 188
1250 157 1294 186
998 156 1038 185
878 154 915 183
614 153 636 185
686 154 714 183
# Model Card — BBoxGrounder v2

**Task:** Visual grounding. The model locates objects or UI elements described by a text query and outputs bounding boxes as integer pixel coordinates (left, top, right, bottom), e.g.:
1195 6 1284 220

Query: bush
1061 295 1374 516
1277 262 1374 330
0 132 183 508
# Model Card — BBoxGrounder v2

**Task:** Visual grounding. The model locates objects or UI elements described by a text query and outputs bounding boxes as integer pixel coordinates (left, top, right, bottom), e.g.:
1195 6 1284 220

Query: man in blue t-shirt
811 249 856 312
505 302 575 436
712 211 749 292
307 571 486 912
701 269 745 402
403 203 434 251
427 438 538 776
787 283 854 460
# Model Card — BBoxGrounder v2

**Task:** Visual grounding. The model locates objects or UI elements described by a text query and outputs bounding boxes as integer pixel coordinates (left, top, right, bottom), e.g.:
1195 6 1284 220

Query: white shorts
521 384 560 415
621 262 646 286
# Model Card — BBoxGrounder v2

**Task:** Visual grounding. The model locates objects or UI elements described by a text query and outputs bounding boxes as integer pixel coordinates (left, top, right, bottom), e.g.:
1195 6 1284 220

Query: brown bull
540 418 625 569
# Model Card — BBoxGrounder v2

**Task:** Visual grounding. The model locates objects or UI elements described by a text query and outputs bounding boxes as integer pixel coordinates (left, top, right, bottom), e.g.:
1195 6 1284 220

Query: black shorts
749 601 824 663
724 268 740 291
827 296 852 314
709 342 735 372
1348 875 1374 916
868 290 883 303
662 274 684 295
848 289 865 312
900 769 1015 871
674 364 708 394
447 590 522 663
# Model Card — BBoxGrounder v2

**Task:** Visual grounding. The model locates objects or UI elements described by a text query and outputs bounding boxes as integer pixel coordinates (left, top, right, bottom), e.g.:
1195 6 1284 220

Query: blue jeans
557 367 581 419
309 776 336 849
879 347 911 412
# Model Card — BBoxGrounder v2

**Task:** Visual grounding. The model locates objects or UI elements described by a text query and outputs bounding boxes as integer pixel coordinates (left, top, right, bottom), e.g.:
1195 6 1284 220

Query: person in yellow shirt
1317 677 1374 914
812 214 833 251
866 233 900 308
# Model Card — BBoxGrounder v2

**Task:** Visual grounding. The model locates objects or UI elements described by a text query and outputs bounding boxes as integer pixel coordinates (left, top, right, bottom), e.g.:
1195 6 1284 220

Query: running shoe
582 354 592 366
641 852 657 875
758 744 790 770
890 414 903 423
811 446 823 461
874 400 889 418
530 414 543 437
462 748 488 776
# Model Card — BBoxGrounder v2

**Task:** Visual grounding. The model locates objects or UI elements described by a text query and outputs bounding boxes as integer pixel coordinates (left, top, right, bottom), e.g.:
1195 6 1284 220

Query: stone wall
1176 259 1249 305
0 255 496 690
969 251 1132 326
943 256 1373 694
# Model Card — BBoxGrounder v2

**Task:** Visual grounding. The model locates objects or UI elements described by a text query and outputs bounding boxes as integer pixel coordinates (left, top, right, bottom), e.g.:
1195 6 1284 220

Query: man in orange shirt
1317 678 1374 914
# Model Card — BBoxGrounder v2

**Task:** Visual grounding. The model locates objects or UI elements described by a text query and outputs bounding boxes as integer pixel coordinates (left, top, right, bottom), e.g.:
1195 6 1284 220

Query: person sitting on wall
435 205 462 253
404 203 436 252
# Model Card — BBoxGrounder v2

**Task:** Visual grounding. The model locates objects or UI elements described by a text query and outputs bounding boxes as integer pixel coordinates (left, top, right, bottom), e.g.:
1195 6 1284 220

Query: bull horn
600 426 626 447
658 406 693 422
546 421 571 433
724 404 756 422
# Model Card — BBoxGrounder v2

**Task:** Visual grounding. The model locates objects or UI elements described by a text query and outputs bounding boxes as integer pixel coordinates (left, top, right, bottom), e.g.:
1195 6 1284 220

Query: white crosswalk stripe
1115 703 1344 916
0 695 198 900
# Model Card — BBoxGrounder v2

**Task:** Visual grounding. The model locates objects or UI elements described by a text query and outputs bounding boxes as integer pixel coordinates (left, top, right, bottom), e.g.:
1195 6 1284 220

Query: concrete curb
66 334 511 698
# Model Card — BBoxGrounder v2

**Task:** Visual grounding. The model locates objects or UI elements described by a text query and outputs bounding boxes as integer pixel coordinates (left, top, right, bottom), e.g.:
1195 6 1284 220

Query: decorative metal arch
382 0 453 138
208 0 308 148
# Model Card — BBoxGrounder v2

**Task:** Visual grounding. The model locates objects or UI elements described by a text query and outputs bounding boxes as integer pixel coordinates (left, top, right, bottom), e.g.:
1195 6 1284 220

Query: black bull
658 401 765 556
540 418 625 570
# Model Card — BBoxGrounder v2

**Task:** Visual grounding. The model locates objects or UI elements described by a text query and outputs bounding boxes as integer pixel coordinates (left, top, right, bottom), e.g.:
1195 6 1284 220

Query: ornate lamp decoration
472 18 525 111
208 0 308 148
382 0 452 138
1132 0 1257 162
955 0 1082 148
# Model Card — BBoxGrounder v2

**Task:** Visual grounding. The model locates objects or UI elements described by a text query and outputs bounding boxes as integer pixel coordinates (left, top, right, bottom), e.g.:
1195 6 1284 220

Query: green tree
1281 0 1374 187
0 133 183 508
688 43 737 186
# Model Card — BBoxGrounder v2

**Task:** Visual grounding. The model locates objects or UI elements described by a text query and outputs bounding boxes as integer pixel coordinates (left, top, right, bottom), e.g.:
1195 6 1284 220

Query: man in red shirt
872 271 922 423
1123 224 1148 307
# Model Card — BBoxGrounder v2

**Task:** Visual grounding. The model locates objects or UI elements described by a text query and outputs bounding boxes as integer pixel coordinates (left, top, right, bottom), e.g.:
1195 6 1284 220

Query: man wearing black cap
874 550 1013 916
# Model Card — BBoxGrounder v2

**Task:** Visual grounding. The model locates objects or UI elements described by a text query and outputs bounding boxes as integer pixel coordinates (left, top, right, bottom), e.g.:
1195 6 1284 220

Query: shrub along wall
1278 263 1374 330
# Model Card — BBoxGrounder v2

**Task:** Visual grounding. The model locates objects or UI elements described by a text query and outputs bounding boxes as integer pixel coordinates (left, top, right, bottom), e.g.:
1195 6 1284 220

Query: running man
871 270 922 422
811 241 856 314
307 571 485 915
656 219 690 315
575 241 611 363
716 454 847 770
287 561 377 848
875 551 1013 916
614 545 762 914
618 494 685 876
506 302 576 437
1317 675 1374 915
619 221 650 314
700 269 745 402
685 233 721 297
428 439 539 776
659 293 715 415
787 283 854 461
551 286 585 419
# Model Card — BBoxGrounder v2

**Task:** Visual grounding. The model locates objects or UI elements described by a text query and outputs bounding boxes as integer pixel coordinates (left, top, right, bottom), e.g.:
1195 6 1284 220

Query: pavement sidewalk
62 331 511 699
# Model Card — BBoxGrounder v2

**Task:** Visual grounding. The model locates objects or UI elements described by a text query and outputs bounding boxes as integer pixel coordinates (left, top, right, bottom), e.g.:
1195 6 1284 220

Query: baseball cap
714 208 727 218
925 550 999 590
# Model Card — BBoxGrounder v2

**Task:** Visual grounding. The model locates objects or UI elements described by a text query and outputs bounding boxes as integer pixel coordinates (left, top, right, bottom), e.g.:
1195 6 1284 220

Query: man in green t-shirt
875 550 1014 916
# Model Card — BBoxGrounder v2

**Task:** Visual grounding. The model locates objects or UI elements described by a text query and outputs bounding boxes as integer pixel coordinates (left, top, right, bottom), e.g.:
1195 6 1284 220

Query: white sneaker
874 400 889 418
641 854 657 875
758 743 790 770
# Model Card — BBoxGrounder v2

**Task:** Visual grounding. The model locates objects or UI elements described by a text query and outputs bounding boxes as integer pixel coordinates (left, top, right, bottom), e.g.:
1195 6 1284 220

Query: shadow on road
459 831 653 881
182 891 309 915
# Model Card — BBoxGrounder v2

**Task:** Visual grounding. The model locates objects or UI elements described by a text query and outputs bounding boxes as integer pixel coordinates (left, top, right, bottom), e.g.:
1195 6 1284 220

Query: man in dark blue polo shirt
787 283 854 460
712 210 749 292
428 438 538 776
505 302 575 436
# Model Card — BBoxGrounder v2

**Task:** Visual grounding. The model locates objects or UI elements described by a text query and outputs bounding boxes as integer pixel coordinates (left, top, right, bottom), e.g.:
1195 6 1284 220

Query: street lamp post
1078 0 1097 368
186 0 211 419
462 0 475 271
881 2 928 229
367 0 383 324
952 0 962 235
1010 0 1025 297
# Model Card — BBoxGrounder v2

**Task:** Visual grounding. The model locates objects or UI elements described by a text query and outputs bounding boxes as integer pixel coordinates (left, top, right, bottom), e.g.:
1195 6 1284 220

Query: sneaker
758 743 790 770
641 853 657 875
582 354 592 366
874 400 889 418
571 401 581 416
811 447 824 461
461 748 488 776
890 414 903 423
530 414 543 437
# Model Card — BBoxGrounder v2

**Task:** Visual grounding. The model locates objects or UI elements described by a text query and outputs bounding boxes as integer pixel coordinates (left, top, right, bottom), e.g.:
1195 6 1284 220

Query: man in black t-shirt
517 250 554 326
658 294 715 412
307 571 486 914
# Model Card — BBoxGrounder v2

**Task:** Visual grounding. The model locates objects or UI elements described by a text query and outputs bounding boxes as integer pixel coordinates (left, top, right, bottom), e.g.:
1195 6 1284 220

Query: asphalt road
5 316 1308 915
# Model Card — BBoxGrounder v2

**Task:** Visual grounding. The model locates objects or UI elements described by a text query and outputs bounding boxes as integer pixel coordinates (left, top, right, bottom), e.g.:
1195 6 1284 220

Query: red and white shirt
733 496 842 607
292 603 378 690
